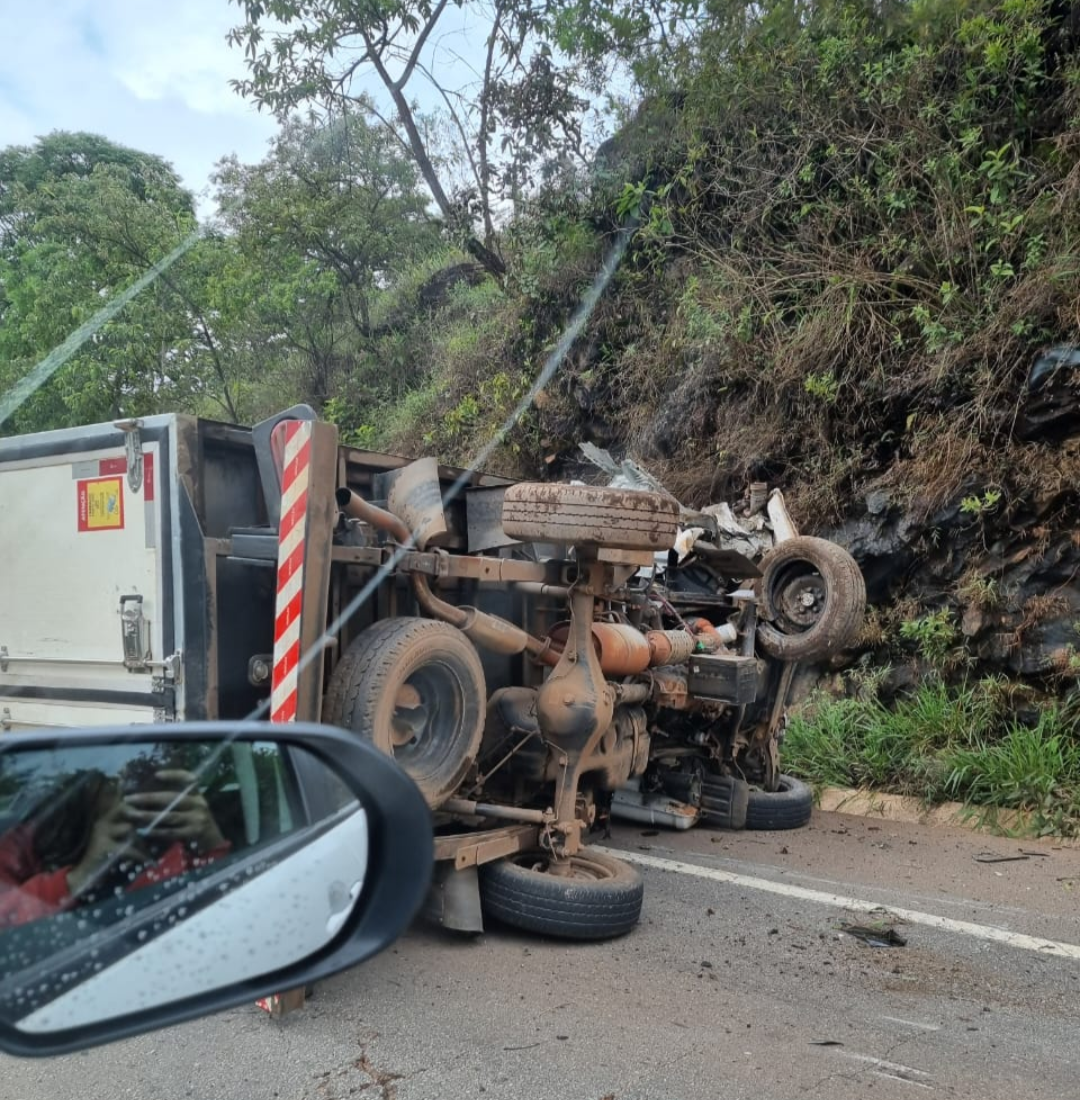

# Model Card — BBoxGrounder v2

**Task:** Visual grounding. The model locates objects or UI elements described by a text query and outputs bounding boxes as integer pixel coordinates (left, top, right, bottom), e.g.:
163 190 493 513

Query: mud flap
424 864 485 933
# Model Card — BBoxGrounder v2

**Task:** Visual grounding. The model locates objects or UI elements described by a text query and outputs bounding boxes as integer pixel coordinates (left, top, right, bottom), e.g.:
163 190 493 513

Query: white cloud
0 0 278 215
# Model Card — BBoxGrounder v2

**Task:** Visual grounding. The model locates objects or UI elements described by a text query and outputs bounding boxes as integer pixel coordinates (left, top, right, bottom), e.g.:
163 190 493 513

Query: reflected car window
0 740 301 932
0 738 366 1030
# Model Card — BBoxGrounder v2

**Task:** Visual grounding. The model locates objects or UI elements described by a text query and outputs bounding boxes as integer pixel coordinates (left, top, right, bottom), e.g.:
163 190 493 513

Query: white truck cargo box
0 417 188 728
0 412 289 729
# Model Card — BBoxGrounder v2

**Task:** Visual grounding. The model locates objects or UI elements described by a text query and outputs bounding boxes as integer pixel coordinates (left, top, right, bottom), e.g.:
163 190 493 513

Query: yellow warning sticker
77 476 125 532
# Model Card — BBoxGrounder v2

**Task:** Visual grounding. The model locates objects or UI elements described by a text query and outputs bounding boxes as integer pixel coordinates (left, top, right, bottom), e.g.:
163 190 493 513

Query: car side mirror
0 722 433 1057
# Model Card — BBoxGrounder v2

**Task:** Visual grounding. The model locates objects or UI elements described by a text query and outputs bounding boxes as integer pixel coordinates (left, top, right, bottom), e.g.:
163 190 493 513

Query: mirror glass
0 737 368 1034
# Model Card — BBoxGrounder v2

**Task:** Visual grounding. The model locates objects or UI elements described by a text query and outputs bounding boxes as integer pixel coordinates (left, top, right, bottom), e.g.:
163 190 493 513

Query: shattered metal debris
840 923 908 948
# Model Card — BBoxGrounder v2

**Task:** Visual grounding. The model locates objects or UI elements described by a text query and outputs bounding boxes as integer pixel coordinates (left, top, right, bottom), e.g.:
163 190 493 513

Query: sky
0 0 280 213
0 0 617 218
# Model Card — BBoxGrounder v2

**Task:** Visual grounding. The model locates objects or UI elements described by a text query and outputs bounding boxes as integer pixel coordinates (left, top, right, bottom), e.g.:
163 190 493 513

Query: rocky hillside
361 0 1080 704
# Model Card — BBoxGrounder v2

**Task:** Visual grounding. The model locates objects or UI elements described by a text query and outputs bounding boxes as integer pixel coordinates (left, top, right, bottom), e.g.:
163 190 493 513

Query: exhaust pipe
336 487 412 544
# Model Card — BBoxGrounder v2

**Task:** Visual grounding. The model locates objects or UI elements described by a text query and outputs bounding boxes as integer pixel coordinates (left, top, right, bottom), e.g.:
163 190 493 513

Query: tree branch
394 0 453 92
414 60 483 198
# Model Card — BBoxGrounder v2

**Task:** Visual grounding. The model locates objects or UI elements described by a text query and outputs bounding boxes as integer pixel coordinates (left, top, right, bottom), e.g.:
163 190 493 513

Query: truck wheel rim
511 853 614 881
391 663 464 766
771 564 826 633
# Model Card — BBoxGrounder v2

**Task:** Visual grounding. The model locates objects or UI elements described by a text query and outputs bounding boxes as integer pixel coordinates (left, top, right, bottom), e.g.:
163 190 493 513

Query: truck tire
480 849 643 940
323 617 485 810
745 775 813 830
699 774 749 830
502 483 678 552
756 537 865 662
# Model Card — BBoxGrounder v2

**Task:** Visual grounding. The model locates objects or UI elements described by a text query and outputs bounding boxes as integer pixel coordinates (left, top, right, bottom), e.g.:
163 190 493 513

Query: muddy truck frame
0 405 865 939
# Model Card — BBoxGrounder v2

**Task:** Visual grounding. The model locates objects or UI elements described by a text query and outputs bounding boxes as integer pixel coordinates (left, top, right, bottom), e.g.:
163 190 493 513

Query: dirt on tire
756 536 866 662
323 617 486 809
502 483 678 551
480 849 644 940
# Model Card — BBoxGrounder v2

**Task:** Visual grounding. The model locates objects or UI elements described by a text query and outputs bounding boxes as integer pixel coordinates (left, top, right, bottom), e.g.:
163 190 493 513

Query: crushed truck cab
0 406 865 939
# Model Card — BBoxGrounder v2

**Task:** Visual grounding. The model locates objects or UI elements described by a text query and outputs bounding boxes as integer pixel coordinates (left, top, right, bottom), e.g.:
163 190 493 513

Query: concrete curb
816 786 1078 842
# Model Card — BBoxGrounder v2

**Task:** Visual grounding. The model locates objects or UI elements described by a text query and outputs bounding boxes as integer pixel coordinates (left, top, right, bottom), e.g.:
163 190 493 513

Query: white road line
838 1052 929 1078
872 1071 934 1090
837 1052 934 1089
598 847 1080 960
880 1016 941 1032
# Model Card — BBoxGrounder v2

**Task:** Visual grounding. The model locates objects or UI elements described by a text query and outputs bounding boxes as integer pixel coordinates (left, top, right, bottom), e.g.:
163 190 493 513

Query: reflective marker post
257 418 339 1018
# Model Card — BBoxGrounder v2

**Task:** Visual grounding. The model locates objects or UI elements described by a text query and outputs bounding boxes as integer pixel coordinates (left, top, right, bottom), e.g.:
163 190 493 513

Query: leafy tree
0 132 240 430
215 112 439 335
226 0 641 276
210 112 444 413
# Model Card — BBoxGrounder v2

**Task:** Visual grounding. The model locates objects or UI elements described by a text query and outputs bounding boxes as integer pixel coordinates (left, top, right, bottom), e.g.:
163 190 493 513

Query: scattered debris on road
840 910 909 948
842 925 908 947
972 849 1047 858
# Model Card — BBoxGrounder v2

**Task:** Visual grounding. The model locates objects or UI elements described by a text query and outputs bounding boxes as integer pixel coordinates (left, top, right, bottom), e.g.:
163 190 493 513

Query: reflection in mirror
0 738 367 1034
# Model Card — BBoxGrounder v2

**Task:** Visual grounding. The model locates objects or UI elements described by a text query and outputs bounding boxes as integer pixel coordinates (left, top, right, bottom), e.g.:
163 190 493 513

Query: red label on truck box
95 454 154 500
77 476 125 532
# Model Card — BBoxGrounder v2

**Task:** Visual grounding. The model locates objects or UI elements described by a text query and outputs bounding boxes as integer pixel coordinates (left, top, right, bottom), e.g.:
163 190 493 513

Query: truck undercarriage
0 405 865 939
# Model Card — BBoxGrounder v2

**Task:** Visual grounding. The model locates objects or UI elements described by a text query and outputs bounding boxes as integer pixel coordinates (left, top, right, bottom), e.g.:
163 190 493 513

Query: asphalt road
4 810 1079 1100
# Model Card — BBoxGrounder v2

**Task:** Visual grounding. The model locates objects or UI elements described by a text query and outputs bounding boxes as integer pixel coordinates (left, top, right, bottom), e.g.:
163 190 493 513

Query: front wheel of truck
756 536 865 662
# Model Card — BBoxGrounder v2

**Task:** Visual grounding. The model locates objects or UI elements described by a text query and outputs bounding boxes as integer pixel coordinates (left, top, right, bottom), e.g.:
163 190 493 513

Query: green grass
784 677 1080 835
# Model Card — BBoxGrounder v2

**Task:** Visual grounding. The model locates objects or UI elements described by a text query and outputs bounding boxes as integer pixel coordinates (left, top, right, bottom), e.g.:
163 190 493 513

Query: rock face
806 348 1080 688
823 486 1080 684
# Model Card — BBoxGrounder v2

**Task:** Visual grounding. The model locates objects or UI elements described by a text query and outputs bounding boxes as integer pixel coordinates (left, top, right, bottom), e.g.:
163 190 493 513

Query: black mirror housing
0 722 433 1057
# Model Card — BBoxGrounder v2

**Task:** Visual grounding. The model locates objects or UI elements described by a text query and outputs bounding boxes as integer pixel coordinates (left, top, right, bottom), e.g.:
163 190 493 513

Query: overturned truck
0 406 865 939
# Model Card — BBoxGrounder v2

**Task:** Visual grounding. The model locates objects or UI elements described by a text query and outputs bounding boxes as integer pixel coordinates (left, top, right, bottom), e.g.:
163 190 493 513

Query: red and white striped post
270 419 313 724
257 416 337 1019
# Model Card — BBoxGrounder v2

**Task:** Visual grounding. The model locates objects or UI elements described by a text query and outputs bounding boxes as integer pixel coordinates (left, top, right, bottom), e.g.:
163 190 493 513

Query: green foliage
581 0 1080 516
785 677 1080 833
226 0 611 273
956 571 1003 610
899 609 961 664
0 132 226 431
507 207 600 304
804 371 840 403
960 487 1003 516
10 0 1080 540
210 112 443 418
322 398 378 449
943 712 1080 825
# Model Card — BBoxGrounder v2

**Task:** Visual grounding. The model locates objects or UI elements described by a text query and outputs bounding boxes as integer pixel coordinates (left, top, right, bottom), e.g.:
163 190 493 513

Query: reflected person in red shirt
0 768 229 928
